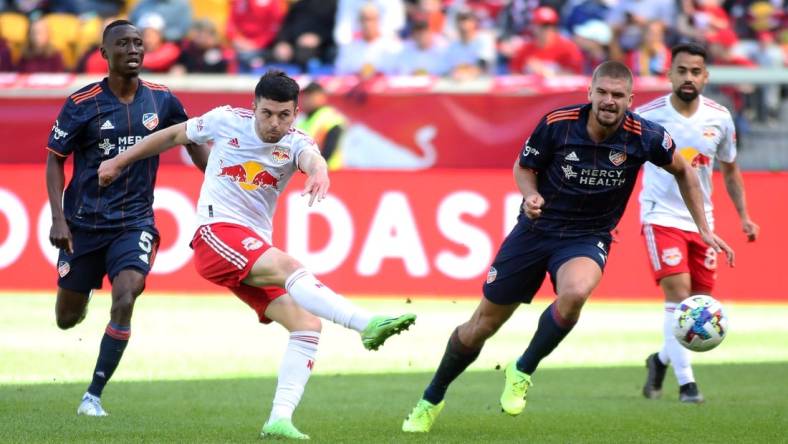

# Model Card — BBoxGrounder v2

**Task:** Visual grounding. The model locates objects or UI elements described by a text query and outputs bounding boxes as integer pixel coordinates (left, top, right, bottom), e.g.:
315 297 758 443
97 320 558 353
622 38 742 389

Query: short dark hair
591 60 633 88
671 42 708 63
102 19 135 43
301 81 324 95
254 70 300 105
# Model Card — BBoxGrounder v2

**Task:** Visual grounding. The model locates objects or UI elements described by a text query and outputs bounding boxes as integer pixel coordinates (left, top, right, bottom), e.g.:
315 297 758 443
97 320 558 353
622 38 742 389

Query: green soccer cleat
402 399 445 433
500 362 533 416
361 314 416 351
260 419 310 440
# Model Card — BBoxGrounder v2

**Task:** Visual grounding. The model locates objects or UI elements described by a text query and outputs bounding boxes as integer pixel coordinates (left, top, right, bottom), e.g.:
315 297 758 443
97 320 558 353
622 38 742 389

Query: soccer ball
673 295 728 352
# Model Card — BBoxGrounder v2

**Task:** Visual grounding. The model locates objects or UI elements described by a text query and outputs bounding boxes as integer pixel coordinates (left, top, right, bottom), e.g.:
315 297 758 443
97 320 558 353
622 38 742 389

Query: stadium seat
75 16 104 64
42 13 81 70
0 12 29 64
190 0 229 42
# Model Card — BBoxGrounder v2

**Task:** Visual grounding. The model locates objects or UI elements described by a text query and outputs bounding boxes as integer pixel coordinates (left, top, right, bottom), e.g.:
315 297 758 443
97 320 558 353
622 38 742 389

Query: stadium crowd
0 0 785 121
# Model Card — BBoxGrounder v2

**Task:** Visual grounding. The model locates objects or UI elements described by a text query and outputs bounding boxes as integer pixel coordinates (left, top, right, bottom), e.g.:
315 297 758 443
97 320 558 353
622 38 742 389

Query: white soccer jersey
186 106 320 243
637 94 737 231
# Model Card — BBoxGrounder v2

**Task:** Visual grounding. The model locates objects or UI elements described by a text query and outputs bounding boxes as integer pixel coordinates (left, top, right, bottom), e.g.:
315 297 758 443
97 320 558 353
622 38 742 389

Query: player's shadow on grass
2 363 786 443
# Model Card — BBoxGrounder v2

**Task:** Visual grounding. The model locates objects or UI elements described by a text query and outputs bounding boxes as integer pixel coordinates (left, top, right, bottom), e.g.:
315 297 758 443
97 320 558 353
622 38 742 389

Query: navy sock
87 322 130 398
516 302 576 375
423 328 482 404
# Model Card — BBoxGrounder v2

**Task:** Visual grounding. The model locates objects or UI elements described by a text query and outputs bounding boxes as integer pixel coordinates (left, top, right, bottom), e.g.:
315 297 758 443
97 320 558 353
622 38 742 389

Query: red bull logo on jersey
142 113 159 130
679 147 712 168
217 160 280 191
271 146 291 165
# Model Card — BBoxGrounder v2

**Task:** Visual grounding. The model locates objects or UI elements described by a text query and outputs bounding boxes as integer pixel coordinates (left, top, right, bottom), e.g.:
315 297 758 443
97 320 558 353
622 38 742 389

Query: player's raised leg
502 257 601 416
403 299 517 432
79 269 145 416
243 247 415 350
260 294 321 440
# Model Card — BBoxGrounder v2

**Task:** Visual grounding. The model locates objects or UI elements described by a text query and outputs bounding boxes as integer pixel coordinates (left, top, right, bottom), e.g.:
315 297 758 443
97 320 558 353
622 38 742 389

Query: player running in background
637 43 759 403
45 20 208 417
402 61 734 433
97 70 416 440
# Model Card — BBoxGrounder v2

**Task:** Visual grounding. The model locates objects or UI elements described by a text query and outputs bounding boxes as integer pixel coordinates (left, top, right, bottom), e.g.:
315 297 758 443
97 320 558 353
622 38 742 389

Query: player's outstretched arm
184 142 210 173
298 149 330 207
98 122 191 187
662 152 735 266
719 160 759 242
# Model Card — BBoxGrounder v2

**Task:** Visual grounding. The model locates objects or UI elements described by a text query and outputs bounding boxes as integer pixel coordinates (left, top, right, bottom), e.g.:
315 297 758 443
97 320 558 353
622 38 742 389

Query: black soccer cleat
642 353 667 399
679 382 705 403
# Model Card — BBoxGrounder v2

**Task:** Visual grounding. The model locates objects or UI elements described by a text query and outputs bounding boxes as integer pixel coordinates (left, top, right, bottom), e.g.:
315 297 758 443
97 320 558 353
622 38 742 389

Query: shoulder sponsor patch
662 131 673 150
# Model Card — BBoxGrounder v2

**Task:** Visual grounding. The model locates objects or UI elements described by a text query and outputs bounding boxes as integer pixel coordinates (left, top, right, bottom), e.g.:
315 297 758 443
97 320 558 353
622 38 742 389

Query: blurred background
0 0 786 301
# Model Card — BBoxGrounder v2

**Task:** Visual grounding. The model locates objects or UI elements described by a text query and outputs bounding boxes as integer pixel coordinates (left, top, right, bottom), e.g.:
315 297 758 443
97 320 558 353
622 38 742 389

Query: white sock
661 302 695 385
284 269 372 332
268 331 320 424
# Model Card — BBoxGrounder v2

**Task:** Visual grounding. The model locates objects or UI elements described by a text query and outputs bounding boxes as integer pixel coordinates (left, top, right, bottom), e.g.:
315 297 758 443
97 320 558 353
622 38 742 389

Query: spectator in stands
0 36 12 71
130 0 191 42
334 0 405 47
444 8 495 80
560 0 611 34
392 15 448 76
334 3 401 76
625 20 671 77
48 0 124 17
75 16 115 74
405 0 444 35
268 0 337 73
607 0 676 61
171 19 232 74
509 6 585 76
676 0 732 44
226 0 287 73
137 13 180 73
572 19 611 74
296 81 347 171
15 17 63 72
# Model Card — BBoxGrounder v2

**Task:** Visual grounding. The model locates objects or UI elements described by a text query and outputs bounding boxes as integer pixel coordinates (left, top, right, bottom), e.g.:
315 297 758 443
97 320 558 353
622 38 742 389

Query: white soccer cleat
77 393 108 417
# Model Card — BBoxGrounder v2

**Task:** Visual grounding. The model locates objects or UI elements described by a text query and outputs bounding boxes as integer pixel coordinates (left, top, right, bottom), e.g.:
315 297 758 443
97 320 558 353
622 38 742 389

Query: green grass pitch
1 294 786 443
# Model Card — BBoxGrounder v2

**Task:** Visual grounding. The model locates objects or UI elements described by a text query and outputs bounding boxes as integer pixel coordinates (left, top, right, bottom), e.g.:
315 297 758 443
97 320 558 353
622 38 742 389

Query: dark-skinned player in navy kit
45 20 207 416
402 61 734 433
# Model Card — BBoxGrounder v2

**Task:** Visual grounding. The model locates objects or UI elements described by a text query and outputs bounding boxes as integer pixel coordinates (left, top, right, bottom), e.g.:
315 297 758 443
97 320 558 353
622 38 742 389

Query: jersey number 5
138 231 154 265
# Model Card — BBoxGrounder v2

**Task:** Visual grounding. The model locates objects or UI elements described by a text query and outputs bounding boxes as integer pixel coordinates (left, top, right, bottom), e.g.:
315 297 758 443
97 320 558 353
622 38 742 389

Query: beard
595 107 622 128
675 85 700 102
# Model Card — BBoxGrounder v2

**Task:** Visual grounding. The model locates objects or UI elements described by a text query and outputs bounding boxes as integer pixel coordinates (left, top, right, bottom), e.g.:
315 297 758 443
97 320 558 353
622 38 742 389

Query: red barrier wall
0 165 784 300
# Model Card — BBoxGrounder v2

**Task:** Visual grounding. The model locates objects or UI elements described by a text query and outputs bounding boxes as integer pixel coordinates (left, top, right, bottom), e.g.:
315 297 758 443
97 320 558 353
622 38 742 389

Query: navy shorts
482 218 611 305
56 226 159 293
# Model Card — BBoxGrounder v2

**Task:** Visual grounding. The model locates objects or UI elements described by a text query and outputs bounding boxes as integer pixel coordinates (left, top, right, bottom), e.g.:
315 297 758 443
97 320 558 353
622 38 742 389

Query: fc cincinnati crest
609 150 626 166
142 113 159 130
57 261 70 277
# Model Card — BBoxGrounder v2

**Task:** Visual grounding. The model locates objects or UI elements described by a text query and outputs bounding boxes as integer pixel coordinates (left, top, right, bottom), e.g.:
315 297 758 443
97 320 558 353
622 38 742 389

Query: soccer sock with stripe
284 269 372 332
87 322 130 398
661 302 695 385
422 327 481 404
268 331 320 423
516 302 576 375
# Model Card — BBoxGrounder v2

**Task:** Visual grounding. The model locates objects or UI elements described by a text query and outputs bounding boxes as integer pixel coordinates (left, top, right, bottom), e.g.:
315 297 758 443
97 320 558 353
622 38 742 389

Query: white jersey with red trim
636 94 737 232
186 105 320 242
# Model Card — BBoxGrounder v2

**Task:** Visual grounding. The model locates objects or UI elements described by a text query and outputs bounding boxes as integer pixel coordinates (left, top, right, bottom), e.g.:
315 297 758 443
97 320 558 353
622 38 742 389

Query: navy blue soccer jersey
518 103 676 238
47 78 187 230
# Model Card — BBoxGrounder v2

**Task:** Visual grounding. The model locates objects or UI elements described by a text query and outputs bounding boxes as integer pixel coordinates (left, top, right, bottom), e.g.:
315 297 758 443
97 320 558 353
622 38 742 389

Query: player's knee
466 318 499 342
56 312 80 330
110 294 135 319
557 286 590 314
301 315 322 333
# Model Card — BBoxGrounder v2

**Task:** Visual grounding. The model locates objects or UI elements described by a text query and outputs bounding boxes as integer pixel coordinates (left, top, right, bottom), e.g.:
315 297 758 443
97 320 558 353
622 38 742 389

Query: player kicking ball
402 61 733 433
98 70 415 439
